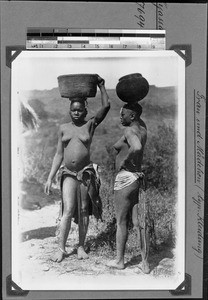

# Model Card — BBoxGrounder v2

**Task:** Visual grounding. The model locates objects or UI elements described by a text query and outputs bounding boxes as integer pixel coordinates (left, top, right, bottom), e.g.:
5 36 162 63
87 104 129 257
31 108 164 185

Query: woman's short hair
70 98 87 107
69 99 88 117
123 102 143 117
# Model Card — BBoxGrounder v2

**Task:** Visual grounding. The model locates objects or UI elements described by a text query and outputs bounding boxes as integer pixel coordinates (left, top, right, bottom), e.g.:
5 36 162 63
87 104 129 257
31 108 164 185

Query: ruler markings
58 41 89 44
57 36 89 41
26 28 166 50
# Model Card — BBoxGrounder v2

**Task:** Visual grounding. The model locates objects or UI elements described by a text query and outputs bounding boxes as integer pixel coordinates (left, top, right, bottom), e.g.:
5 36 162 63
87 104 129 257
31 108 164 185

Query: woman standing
45 75 110 262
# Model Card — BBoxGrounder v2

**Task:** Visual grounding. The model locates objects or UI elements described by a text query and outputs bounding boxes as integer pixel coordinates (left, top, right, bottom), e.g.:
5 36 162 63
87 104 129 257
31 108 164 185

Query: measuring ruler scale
26 29 166 50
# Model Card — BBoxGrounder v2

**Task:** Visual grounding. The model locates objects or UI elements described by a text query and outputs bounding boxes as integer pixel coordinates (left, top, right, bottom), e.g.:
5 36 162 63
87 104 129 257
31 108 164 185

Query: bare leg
51 177 77 263
115 189 128 269
107 181 139 270
77 183 89 259
132 204 150 274
107 196 127 269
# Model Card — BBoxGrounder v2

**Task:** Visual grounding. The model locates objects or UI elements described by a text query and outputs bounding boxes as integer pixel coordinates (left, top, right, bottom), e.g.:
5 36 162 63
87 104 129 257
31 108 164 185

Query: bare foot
50 248 68 263
138 260 150 274
77 246 89 260
106 260 125 270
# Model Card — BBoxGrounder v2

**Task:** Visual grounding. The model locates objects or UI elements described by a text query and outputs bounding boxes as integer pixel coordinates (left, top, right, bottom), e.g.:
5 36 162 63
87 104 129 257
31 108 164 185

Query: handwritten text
151 2 167 29
194 90 206 189
135 2 146 28
192 193 204 259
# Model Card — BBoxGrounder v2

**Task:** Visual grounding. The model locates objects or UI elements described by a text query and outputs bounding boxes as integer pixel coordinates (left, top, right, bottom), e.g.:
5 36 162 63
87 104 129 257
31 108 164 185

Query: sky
12 50 181 91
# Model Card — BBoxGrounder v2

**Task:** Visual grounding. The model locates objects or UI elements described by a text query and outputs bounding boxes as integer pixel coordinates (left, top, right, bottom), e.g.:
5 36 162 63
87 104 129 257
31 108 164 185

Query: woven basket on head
58 74 98 99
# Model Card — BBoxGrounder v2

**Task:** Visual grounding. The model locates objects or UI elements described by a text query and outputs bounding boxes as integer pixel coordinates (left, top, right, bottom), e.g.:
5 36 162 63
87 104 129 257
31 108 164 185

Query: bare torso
61 120 94 171
115 120 147 172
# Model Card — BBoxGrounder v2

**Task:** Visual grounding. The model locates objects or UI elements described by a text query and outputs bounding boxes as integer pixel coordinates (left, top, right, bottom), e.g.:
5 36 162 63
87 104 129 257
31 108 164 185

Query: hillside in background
20 85 178 255
21 85 177 167
21 85 177 119
19 86 178 281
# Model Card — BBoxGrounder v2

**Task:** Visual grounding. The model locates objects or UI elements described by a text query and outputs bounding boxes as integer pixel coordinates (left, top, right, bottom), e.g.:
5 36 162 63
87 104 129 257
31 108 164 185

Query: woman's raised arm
93 76 110 127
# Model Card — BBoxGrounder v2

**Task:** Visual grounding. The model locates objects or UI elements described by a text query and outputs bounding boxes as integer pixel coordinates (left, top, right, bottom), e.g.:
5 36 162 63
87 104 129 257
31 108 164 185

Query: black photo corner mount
6 42 192 297
6 46 25 68
6 275 29 297
169 273 191 296
204 278 208 300
169 44 192 67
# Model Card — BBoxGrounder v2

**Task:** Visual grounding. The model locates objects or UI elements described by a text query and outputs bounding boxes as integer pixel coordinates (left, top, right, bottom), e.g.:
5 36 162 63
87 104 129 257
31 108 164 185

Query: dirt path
16 204 177 290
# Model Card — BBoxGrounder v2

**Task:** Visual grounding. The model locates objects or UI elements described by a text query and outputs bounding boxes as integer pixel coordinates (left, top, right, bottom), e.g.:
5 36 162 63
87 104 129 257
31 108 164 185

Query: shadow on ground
125 246 174 272
86 219 116 252
21 226 57 242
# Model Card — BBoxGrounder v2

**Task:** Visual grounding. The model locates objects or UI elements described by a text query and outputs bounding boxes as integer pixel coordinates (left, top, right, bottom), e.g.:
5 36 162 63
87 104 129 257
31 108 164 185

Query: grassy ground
18 203 176 288
18 86 178 282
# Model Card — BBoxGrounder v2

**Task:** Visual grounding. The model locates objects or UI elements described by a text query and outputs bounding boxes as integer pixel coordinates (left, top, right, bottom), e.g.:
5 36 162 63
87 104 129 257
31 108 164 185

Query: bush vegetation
21 87 178 253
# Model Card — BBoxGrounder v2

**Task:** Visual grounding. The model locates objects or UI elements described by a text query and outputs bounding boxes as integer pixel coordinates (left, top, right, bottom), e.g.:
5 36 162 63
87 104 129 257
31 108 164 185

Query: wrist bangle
59 247 68 255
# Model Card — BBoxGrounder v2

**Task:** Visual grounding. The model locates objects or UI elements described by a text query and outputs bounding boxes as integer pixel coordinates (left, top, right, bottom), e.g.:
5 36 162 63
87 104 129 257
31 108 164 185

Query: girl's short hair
123 102 143 117
69 99 88 118
70 98 87 107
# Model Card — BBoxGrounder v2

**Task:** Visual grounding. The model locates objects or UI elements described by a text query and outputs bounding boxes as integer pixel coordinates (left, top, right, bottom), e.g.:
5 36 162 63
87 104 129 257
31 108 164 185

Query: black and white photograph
11 50 185 290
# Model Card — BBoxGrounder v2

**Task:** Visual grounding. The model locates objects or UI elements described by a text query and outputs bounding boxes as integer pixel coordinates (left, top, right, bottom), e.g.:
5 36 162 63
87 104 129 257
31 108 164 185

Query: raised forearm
100 85 110 107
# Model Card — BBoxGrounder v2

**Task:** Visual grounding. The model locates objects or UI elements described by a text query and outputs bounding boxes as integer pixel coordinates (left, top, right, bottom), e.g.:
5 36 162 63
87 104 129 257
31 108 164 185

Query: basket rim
58 73 98 80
